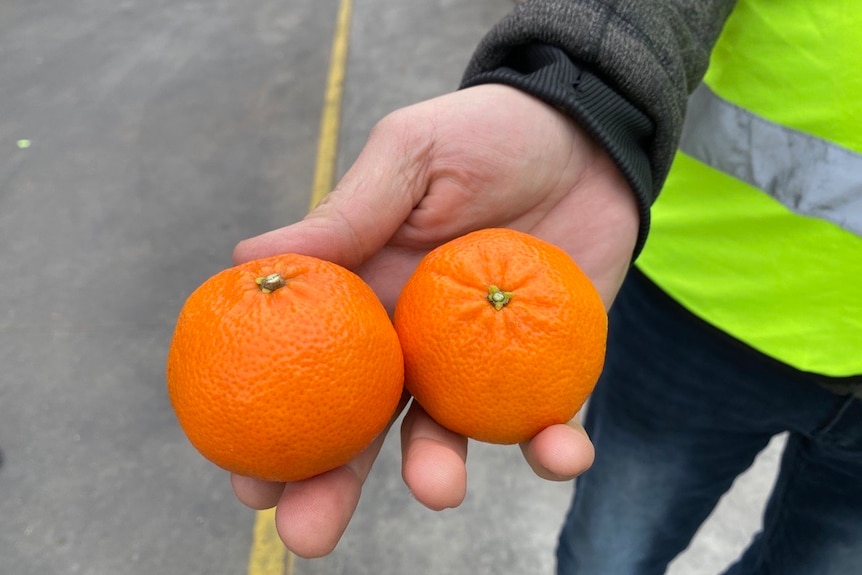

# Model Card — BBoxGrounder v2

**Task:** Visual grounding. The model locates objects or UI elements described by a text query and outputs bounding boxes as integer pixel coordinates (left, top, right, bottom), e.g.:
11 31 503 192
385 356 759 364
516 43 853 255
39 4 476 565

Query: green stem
487 285 514 310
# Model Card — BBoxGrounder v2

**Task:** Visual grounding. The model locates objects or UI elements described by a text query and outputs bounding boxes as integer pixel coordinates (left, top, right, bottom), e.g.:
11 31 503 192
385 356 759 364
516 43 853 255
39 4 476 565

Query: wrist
461 44 654 258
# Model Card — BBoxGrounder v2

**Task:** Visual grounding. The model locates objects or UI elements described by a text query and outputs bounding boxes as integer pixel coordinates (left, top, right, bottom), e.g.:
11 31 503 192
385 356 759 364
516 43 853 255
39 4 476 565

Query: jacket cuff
460 44 654 259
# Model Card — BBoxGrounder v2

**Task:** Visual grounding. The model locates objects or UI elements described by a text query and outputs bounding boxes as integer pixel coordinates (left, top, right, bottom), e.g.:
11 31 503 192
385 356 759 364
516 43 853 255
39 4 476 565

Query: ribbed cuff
460 44 655 259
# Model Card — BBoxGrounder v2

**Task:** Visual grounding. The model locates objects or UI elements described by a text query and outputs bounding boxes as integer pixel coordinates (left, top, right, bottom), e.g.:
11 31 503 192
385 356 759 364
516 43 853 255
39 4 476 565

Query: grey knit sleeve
462 0 737 200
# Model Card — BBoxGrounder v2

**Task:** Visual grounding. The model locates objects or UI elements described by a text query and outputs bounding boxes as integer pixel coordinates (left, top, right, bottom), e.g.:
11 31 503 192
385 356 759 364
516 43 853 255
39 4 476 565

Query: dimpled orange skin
166 253 404 482
393 228 607 445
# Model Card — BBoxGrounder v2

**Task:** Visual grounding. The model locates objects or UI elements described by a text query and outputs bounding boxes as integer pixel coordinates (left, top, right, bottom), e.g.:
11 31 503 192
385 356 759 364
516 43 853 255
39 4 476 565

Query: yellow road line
311 0 354 208
247 508 285 575
247 1 354 573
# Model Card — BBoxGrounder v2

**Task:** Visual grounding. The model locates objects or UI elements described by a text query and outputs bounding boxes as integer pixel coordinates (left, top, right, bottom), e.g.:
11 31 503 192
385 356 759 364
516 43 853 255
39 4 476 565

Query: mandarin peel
167 253 404 482
394 228 607 445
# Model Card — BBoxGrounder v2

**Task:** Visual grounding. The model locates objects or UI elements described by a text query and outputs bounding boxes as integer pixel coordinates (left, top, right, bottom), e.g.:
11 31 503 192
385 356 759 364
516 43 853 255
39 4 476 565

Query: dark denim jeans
556 270 862 575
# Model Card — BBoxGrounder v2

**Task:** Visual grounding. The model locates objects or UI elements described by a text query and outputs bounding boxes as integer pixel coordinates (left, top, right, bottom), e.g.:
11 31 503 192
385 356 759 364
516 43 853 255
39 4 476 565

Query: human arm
232 84 637 556
229 0 740 558
462 0 739 252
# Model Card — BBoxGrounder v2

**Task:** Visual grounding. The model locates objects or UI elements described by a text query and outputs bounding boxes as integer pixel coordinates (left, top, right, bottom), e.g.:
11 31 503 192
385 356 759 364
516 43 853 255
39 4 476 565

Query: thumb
233 112 430 268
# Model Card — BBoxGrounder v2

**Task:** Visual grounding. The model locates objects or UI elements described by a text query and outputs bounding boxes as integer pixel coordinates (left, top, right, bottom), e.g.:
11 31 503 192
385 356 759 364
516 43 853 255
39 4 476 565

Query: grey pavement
0 1 784 574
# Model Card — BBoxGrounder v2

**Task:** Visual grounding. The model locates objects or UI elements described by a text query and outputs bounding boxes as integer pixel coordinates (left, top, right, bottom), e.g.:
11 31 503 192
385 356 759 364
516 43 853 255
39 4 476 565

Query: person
228 0 862 573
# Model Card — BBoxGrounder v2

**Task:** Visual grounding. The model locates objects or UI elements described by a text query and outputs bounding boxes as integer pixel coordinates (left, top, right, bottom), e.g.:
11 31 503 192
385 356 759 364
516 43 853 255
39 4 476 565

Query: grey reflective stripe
678 84 862 237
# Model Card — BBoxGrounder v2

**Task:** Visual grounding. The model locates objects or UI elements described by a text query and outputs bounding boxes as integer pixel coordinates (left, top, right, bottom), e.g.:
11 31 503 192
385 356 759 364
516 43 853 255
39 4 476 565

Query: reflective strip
678 84 862 237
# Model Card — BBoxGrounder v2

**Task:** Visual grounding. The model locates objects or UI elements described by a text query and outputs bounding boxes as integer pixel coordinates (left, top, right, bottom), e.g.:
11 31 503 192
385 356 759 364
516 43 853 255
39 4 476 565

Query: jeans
556 270 862 575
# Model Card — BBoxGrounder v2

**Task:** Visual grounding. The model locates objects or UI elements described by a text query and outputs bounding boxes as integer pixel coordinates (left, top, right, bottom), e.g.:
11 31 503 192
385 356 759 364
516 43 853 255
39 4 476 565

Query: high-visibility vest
636 0 862 377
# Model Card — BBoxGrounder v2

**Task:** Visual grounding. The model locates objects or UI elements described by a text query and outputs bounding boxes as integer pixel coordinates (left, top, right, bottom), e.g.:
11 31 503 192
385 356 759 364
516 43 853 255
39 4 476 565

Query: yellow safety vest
636 0 862 377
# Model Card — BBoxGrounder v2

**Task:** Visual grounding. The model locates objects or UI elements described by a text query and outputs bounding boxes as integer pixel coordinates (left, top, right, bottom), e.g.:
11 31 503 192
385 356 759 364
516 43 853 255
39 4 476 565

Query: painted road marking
311 0 354 208
247 508 286 575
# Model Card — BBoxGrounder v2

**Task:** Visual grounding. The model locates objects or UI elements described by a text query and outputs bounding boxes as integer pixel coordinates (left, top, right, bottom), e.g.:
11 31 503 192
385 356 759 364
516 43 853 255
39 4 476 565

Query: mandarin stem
487 285 514 310
256 273 287 293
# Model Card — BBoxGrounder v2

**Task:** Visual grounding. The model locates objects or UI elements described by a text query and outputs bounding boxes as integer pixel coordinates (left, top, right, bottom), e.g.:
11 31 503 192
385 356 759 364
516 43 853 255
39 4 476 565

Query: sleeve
460 0 737 256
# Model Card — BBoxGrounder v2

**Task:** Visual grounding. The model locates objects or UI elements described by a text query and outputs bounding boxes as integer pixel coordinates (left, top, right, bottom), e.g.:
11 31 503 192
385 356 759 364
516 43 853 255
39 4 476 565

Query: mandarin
393 228 607 444
166 253 404 482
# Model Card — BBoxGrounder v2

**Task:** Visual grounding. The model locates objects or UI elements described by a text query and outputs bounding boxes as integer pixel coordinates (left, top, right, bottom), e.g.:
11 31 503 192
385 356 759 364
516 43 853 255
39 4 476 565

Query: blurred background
0 1 785 573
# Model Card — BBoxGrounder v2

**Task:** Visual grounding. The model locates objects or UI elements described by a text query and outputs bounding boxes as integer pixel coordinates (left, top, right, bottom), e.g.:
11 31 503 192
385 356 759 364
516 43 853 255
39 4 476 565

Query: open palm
231 84 639 557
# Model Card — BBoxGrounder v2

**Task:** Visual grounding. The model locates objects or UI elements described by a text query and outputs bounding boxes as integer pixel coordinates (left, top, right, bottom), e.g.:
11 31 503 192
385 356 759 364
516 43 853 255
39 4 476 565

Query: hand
231 84 640 557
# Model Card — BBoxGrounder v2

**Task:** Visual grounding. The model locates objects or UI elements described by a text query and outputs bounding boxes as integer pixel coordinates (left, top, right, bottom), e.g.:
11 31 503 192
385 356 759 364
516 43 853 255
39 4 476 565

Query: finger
233 110 432 268
273 465 362 558
401 401 468 511
273 397 405 558
230 474 285 510
519 418 595 481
